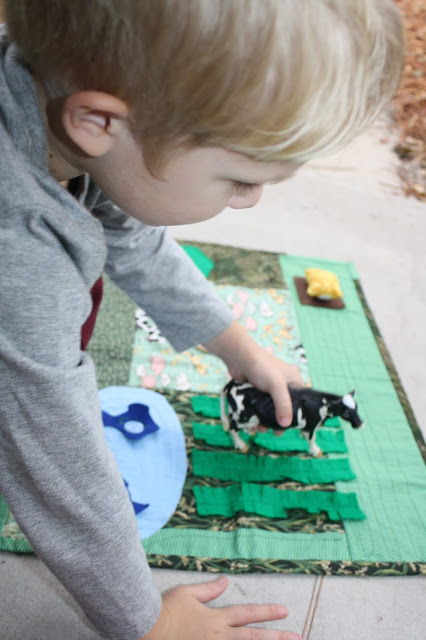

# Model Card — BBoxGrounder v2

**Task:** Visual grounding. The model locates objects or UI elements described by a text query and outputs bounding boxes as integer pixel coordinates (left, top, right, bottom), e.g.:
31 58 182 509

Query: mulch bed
393 0 426 201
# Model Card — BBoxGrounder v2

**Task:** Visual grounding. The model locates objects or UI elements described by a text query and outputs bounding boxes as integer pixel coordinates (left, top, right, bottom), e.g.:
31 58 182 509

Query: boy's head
6 0 404 174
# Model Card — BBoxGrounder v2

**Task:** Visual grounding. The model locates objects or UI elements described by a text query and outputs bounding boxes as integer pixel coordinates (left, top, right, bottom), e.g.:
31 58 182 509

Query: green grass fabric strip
192 422 234 447
194 483 366 521
255 429 348 453
192 422 348 453
192 449 356 484
143 527 350 561
280 254 426 562
324 417 341 428
191 396 222 418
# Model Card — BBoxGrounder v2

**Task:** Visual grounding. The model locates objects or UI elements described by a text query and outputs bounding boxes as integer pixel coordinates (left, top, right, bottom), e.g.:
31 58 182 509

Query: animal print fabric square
128 285 310 393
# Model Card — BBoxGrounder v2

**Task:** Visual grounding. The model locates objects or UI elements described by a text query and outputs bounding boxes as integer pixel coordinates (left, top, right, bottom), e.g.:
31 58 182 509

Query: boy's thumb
191 576 229 603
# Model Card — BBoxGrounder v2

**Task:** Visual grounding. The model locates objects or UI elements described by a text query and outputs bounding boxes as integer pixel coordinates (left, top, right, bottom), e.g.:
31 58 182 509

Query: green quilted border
143 528 350 562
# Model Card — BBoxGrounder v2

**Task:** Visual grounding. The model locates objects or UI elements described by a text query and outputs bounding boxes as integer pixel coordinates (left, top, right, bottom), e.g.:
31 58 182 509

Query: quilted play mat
1 243 425 576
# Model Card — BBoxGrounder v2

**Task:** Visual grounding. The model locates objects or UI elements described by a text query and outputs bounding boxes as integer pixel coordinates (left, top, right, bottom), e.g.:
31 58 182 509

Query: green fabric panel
0 494 8 532
0 536 32 553
192 422 348 453
192 422 243 447
129 284 309 393
192 449 356 484
142 527 350 561
0 495 33 553
194 483 366 521
182 245 215 277
280 254 426 562
194 484 246 517
254 430 308 451
253 428 348 453
324 417 341 428
191 396 222 418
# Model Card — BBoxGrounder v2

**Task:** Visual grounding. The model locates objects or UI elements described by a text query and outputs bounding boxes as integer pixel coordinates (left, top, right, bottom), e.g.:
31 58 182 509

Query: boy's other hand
204 321 305 428
141 576 301 640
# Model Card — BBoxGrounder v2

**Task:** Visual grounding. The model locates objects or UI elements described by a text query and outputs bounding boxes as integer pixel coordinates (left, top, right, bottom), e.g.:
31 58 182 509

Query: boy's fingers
185 576 229 603
269 365 305 428
226 603 289 627
268 383 293 428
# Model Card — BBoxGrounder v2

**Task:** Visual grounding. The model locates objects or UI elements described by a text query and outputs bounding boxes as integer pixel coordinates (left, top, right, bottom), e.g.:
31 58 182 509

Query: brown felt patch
294 277 345 309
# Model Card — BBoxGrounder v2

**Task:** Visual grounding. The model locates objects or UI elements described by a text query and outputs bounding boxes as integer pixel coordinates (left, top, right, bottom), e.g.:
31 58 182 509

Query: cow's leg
229 418 250 452
242 414 260 436
300 403 329 457
301 423 323 457
308 432 323 458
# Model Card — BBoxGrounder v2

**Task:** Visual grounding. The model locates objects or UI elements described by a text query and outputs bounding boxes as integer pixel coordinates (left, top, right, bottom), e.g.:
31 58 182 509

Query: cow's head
328 390 365 429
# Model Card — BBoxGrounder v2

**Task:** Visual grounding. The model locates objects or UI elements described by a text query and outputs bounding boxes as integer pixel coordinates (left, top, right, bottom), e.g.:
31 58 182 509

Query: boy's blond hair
5 0 404 171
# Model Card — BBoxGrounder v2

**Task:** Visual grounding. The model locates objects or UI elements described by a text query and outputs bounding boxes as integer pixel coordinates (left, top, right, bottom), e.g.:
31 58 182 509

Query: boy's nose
227 185 264 209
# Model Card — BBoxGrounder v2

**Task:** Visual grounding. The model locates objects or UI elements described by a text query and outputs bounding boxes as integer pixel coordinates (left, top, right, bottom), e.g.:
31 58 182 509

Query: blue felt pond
99 386 187 539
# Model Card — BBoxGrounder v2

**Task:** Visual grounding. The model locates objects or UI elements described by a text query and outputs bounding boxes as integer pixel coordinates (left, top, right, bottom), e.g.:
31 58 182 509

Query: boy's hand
141 576 300 640
204 321 305 427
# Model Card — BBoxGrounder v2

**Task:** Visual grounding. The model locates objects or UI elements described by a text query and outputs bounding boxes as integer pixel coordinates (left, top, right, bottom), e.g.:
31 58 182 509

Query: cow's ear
350 389 356 397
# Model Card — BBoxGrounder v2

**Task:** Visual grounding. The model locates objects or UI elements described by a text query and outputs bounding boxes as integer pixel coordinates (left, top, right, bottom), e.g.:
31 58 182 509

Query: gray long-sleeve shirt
0 29 233 639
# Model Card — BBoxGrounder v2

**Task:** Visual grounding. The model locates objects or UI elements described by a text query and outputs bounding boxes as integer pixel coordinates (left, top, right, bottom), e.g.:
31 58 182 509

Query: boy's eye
233 181 261 196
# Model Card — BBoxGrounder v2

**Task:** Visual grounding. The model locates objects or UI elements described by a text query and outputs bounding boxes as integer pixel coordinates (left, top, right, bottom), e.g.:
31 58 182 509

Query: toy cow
220 380 364 456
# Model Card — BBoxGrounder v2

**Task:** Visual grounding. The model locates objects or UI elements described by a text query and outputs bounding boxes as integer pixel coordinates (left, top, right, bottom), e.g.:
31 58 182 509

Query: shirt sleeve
92 199 234 352
0 205 162 640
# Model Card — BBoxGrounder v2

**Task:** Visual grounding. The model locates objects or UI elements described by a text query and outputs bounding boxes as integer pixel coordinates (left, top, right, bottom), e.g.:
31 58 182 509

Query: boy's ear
61 91 130 157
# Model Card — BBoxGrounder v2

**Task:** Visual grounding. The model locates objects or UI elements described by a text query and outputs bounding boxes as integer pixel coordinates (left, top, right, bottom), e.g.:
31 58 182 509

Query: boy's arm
0 203 300 640
92 198 304 423
0 210 162 640
92 199 234 352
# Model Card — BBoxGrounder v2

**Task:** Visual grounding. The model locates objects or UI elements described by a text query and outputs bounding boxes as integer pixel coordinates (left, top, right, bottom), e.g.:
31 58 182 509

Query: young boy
0 1 403 639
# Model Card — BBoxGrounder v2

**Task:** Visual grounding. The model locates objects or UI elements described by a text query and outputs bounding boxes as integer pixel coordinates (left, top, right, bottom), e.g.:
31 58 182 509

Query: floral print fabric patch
128 284 310 393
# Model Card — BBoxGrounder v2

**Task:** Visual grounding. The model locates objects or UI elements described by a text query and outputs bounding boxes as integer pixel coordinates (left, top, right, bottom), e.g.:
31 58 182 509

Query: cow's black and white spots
220 380 364 456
